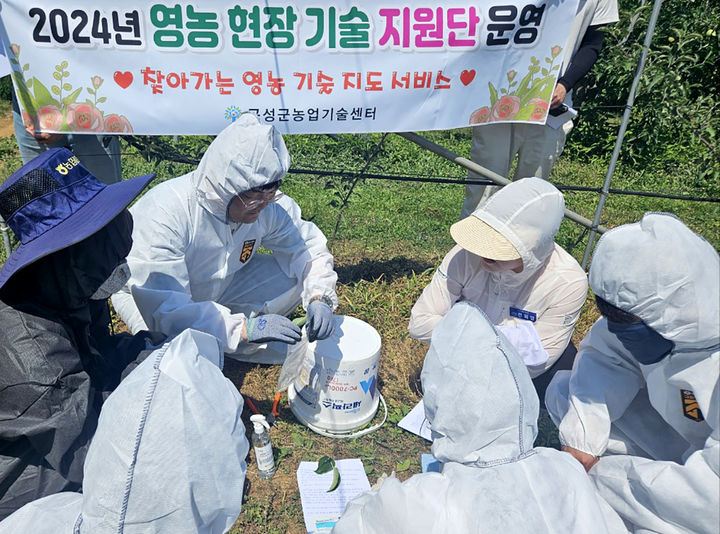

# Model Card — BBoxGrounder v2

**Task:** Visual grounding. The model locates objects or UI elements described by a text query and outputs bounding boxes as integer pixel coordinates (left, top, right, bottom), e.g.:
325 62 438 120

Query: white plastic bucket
288 315 383 436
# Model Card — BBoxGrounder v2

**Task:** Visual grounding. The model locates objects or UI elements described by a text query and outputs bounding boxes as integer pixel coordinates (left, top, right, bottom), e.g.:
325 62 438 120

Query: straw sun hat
450 215 520 261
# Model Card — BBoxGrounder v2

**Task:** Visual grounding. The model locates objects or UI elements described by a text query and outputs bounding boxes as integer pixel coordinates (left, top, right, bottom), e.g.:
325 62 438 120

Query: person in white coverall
462 0 620 217
0 329 249 534
546 213 720 533
333 301 627 534
409 178 587 393
112 114 338 362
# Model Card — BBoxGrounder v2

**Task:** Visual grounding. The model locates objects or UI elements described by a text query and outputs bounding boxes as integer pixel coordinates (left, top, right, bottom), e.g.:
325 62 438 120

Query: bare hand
562 446 599 472
25 124 64 144
550 83 567 109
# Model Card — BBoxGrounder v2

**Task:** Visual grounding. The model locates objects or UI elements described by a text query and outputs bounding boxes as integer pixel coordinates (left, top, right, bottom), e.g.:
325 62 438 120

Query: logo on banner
680 389 704 422
240 239 256 263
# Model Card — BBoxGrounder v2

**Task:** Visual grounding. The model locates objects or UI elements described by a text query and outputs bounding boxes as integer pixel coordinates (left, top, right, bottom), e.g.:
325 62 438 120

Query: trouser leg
462 124 515 218
514 123 570 181
67 135 122 184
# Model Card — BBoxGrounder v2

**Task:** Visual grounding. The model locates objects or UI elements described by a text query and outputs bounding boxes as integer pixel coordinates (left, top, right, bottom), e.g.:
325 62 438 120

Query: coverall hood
421 301 539 465
589 213 720 348
193 113 290 221
471 177 565 282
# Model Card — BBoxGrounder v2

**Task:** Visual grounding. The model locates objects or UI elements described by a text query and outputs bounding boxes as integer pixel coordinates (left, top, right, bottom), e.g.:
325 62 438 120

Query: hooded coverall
333 301 627 534
0 329 249 533
112 114 338 360
546 213 720 533
409 178 587 377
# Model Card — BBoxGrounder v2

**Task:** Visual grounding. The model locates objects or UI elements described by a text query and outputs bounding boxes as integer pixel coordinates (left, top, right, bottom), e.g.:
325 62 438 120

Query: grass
0 125 718 532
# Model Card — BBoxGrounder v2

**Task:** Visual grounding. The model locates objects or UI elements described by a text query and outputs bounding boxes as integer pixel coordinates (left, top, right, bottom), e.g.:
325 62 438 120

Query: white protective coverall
409 178 587 377
333 301 626 534
0 328 249 534
112 114 338 360
546 213 720 533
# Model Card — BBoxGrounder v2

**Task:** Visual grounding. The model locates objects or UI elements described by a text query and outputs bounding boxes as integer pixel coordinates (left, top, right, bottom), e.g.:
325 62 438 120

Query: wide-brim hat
450 215 521 261
0 148 154 290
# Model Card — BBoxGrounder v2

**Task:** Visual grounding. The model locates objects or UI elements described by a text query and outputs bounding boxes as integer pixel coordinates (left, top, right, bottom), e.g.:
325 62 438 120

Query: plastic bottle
250 414 276 479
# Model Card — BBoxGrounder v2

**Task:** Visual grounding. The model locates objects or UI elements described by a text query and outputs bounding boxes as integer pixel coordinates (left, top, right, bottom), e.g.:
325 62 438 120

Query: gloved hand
306 300 335 342
245 314 302 344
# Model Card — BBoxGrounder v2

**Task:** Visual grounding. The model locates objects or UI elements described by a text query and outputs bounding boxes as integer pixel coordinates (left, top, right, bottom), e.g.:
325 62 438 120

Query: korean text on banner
0 1 580 135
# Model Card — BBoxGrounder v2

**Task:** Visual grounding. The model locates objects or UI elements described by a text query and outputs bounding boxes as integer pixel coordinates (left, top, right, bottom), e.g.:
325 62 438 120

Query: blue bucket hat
0 148 154 290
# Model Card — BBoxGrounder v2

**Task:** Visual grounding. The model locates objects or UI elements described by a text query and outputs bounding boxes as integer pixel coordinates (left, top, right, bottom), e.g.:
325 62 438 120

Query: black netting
0 169 61 220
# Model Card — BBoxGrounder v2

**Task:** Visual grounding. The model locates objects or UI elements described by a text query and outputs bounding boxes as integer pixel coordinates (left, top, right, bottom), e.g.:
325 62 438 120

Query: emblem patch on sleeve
240 239 256 263
681 389 704 422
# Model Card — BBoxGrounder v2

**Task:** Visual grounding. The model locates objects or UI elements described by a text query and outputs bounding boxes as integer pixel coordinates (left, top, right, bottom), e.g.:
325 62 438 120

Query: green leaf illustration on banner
62 87 83 106
469 45 563 126
7 44 134 134
33 78 61 108
488 82 498 107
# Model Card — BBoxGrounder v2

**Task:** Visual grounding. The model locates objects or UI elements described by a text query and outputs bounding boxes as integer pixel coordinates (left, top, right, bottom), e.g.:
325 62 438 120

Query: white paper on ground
297 458 371 534
398 400 432 441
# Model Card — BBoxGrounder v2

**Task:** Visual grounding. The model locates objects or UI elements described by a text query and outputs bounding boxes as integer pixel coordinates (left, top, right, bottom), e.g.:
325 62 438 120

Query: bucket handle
301 393 388 439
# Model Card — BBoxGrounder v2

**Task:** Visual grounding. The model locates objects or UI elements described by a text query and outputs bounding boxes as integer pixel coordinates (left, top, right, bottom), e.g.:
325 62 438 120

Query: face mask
607 320 674 365
90 262 131 300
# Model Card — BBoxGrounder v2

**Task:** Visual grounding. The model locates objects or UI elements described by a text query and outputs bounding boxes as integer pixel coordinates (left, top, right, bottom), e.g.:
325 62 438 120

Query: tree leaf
53 72 62 81
396 458 411 472
315 455 335 475
327 466 341 492
51 85 61 96
63 83 72 91
97 96 107 103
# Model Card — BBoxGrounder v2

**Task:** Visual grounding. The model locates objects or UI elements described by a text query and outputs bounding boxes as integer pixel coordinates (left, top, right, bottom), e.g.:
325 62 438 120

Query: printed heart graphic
460 69 476 86
113 71 133 89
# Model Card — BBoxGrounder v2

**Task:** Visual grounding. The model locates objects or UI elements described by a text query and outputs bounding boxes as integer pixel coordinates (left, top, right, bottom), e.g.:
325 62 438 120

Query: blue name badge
509 307 537 322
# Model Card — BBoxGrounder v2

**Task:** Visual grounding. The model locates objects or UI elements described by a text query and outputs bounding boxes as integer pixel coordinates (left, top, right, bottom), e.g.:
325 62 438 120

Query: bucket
288 315 385 437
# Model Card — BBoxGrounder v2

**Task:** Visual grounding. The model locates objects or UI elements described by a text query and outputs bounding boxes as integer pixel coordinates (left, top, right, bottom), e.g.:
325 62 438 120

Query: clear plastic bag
277 328 309 393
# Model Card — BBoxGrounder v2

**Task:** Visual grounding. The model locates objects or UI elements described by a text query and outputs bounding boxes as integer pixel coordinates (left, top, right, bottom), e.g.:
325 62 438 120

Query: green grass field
0 122 718 532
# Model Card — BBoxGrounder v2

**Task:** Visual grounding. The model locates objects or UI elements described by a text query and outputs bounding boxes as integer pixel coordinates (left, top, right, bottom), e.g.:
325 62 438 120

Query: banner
0 1 579 135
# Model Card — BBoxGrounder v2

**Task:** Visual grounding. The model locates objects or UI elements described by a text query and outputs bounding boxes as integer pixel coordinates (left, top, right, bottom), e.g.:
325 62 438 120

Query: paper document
297 458 371 534
545 105 578 130
398 400 432 441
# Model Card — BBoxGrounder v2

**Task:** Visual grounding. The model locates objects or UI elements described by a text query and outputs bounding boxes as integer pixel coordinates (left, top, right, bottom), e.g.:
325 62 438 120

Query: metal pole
580 0 664 268
0 215 11 259
397 131 607 233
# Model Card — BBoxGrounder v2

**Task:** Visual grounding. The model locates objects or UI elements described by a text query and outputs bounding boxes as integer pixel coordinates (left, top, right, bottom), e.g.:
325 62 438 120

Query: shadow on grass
336 256 435 284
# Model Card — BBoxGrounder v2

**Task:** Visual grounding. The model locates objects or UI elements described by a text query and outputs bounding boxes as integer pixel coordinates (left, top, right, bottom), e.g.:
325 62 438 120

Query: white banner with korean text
0 0 579 135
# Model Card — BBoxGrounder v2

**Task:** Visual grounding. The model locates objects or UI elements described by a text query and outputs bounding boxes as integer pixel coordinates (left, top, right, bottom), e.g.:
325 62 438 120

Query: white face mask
90 262 131 300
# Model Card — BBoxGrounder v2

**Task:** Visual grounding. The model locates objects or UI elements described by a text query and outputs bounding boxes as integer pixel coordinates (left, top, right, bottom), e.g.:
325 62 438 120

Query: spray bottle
250 414 276 479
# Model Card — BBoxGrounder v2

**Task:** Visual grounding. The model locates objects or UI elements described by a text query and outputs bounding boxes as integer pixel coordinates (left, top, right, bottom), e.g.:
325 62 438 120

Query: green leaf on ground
315 455 335 475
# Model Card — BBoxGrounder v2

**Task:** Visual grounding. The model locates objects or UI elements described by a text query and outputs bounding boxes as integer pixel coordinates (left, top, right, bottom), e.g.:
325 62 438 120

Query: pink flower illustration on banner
506 69 517 81
528 98 549 121
37 105 64 131
21 110 35 129
92 76 104 89
469 106 491 124
65 103 103 132
490 96 521 121
10 44 20 57
551 46 562 58
103 114 133 133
